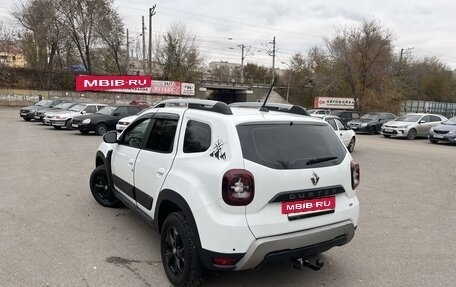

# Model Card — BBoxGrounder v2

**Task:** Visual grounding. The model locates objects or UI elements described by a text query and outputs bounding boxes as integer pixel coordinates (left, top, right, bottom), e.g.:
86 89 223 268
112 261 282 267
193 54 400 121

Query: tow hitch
292 258 324 271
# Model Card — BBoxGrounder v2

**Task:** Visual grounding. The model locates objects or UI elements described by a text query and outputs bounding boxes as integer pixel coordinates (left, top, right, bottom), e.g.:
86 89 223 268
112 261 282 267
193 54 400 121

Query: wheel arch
154 189 199 236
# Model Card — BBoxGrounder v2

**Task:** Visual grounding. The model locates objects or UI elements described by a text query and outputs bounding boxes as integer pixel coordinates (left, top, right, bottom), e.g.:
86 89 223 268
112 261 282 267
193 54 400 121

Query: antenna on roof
260 78 276 112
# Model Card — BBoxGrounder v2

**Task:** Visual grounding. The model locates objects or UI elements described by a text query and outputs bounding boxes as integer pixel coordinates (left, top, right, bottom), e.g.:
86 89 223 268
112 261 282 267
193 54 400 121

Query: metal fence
402 100 456 118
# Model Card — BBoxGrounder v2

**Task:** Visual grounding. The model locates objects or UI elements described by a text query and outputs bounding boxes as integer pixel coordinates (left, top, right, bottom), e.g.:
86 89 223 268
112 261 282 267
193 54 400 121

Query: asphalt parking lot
1 106 455 287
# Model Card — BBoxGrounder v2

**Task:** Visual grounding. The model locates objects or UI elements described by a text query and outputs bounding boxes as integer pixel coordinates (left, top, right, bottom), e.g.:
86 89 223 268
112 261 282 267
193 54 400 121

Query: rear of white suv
90 100 359 287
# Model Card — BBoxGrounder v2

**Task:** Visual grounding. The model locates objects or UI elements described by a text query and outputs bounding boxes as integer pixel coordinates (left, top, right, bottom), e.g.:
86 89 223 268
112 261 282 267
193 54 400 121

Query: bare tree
54 0 113 73
154 22 204 81
97 7 126 74
325 20 395 112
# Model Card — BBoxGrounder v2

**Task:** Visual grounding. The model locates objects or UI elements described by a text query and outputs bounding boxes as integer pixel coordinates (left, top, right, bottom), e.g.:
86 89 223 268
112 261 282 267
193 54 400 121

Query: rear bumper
234 221 355 270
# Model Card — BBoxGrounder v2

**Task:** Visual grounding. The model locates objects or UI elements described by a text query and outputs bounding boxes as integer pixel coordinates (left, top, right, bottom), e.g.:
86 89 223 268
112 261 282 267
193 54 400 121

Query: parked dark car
347 112 397 134
72 105 141 135
428 116 456 144
34 102 77 122
19 99 68 121
329 110 360 125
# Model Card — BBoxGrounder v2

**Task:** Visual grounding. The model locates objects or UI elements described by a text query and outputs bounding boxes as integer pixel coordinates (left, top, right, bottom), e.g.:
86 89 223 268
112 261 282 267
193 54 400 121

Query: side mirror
419 120 426 124
103 131 118 143
81 110 86 114
113 112 120 116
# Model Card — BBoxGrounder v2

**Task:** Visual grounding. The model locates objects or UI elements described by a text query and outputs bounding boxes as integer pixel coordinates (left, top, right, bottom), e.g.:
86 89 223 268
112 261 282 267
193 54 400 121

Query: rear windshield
237 123 346 169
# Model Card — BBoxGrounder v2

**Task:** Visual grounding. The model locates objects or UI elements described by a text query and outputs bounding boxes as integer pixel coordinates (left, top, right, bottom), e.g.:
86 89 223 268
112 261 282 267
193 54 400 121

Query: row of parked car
19 99 456 147
307 109 456 145
19 99 145 135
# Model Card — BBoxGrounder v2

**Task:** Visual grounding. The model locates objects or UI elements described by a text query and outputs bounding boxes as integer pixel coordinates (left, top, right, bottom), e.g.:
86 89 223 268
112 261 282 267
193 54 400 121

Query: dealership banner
151 80 181 95
75 76 194 96
76 75 151 92
314 97 355 109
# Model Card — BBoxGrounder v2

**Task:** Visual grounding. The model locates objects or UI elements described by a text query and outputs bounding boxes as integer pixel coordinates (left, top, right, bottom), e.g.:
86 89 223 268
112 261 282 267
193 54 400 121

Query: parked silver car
381 113 447 139
48 103 107 129
428 116 456 144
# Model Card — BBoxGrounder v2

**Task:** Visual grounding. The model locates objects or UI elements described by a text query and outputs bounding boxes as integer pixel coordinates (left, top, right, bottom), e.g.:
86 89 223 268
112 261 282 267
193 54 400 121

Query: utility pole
400 47 413 62
238 44 254 84
271 36 276 83
149 4 156 75
240 44 245 84
126 28 129 74
142 16 146 74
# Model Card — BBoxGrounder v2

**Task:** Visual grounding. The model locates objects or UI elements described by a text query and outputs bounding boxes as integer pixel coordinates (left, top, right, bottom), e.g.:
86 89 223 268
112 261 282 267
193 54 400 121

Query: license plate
20 112 26 116
35 116 40 119
282 196 335 214
72 124 78 128
351 126 357 129
384 128 393 132
433 135 444 139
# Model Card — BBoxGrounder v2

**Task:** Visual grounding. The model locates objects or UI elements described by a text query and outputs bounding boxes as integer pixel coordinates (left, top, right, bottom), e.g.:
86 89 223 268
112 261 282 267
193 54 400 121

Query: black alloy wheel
89 165 121 207
161 212 205 287
368 126 377 135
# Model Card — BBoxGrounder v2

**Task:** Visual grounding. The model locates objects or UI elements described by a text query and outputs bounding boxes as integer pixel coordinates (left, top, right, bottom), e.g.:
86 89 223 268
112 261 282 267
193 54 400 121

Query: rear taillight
351 160 360 190
222 169 254 206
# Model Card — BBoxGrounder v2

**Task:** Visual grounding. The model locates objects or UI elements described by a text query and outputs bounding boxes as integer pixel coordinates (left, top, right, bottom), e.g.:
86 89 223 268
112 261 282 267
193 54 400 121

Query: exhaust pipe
292 258 324 271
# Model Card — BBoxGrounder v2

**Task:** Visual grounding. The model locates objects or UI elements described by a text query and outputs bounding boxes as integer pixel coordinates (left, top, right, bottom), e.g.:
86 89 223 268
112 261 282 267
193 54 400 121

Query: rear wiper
306 156 338 166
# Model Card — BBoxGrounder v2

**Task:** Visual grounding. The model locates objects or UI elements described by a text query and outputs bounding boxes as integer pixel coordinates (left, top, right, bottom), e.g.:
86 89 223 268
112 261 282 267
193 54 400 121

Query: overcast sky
1 0 456 70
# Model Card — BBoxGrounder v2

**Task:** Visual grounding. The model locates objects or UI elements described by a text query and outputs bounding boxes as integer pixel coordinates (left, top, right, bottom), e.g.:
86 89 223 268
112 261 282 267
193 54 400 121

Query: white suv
89 99 360 287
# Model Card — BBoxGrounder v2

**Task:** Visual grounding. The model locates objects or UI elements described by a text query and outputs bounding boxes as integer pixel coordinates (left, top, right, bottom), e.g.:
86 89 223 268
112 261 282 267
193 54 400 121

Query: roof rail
230 102 310 116
154 99 233 115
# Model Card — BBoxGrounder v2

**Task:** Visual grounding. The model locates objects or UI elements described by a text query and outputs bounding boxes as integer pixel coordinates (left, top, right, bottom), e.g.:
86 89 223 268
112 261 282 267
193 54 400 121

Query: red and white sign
76 75 151 92
281 197 336 214
151 80 181 95
314 97 355 109
75 76 195 96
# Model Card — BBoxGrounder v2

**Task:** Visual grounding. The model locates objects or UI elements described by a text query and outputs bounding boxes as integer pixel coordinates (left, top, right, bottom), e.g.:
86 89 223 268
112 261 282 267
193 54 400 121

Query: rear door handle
157 168 165 175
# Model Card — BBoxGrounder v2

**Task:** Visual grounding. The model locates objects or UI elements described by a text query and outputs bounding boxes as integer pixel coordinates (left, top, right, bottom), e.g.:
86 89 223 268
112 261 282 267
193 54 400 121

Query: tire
95 123 108 135
89 165 121 207
23 118 31 121
383 134 391 138
429 139 438 144
407 129 417 140
347 137 356 153
368 126 376 135
53 126 62 129
161 212 205 287
65 119 72 129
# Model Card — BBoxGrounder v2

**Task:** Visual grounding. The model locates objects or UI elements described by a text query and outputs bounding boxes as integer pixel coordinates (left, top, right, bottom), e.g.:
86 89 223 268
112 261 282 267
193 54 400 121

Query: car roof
151 99 323 125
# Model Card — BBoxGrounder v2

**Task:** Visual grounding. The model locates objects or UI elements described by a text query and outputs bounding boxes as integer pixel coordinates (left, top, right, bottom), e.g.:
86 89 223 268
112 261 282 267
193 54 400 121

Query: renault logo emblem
311 172 320 186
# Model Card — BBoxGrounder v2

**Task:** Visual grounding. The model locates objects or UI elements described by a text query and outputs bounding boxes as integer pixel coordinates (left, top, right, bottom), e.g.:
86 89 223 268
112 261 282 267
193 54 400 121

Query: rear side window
237 123 346 170
184 120 211 153
84 105 97 113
